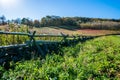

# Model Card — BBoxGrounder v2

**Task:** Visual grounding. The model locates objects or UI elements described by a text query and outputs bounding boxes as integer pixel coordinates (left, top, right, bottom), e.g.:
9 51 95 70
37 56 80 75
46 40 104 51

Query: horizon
0 0 120 20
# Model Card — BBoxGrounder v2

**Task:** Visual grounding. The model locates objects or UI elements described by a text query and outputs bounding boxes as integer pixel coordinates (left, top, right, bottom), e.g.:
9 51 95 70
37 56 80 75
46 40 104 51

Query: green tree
0 15 6 25
34 20 40 27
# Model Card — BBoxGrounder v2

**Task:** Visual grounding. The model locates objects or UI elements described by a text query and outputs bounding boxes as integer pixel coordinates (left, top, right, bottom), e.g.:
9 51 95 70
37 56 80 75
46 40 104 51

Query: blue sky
0 0 120 20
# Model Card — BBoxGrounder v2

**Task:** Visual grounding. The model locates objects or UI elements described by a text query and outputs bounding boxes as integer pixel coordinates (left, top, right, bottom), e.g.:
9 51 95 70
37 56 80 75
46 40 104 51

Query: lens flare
0 0 20 8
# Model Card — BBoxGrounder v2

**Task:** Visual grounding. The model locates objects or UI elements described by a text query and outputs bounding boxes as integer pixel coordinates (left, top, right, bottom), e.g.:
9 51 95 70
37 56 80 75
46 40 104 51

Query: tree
0 15 6 25
34 20 40 27
41 15 62 27
7 20 11 24
29 20 34 27
41 17 47 27
21 18 29 26
14 18 21 25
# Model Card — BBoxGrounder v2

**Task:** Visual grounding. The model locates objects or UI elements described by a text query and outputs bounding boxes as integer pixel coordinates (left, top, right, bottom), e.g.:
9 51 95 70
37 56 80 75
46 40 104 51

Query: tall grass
80 21 120 30
0 24 64 46
0 24 29 45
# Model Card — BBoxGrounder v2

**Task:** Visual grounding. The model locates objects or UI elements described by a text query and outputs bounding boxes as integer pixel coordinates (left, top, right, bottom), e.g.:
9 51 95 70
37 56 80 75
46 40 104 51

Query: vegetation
0 24 65 46
0 24 29 46
0 36 120 79
0 15 120 79
0 15 6 25
1 15 120 30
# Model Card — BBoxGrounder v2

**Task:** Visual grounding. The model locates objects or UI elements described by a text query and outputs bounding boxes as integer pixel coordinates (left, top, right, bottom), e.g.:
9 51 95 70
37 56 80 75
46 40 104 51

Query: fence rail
0 31 93 67
0 31 28 35
0 31 66 37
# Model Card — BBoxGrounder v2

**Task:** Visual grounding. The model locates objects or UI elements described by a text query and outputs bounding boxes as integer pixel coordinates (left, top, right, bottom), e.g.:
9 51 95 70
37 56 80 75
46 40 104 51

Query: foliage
0 24 29 46
41 15 62 27
34 20 40 27
0 15 6 25
40 16 120 30
0 36 120 79
1 15 120 30
77 36 120 79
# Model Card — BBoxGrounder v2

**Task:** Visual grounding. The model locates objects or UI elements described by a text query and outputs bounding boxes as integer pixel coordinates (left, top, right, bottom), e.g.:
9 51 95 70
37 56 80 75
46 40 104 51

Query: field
0 36 120 79
1 25 120 36
29 26 120 36
0 25 120 79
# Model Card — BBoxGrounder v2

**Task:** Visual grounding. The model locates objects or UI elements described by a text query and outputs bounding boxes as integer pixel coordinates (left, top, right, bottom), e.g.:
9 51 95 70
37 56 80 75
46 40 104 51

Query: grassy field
0 35 120 79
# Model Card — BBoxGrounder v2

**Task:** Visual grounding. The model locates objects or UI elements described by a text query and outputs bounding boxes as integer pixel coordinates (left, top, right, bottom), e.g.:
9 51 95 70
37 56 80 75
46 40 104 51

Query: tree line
0 15 120 30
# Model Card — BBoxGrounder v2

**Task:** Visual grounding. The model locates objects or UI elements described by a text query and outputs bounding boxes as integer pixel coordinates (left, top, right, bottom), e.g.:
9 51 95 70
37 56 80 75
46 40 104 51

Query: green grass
77 36 120 79
0 36 120 80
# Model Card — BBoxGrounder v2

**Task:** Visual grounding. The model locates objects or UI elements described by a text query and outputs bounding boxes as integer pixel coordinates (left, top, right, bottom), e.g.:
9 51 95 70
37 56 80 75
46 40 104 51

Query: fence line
1 31 119 68
0 31 91 66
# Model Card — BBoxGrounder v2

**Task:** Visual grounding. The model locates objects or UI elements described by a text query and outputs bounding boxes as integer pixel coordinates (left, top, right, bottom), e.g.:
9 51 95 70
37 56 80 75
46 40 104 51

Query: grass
0 35 120 79
77 36 120 79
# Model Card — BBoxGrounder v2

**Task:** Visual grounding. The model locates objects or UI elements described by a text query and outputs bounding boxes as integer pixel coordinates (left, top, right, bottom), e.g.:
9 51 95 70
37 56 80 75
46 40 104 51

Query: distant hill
1 15 120 30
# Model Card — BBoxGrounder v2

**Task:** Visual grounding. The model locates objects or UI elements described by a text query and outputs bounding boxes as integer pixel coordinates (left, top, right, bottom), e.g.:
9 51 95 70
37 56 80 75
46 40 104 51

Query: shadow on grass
0 36 96 70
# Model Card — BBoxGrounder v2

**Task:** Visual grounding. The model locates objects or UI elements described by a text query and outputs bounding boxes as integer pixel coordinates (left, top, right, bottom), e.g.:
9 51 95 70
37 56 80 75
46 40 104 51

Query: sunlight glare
0 0 20 8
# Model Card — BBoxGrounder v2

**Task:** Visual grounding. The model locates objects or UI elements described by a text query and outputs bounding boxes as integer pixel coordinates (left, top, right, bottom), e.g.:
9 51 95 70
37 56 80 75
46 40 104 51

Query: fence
0 31 99 68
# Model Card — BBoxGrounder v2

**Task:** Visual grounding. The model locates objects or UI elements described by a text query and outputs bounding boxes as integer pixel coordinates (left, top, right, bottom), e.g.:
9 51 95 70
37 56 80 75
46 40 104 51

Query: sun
0 0 20 8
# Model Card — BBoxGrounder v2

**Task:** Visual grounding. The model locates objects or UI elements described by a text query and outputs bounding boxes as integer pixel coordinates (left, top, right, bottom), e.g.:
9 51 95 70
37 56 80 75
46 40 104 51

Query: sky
0 0 120 20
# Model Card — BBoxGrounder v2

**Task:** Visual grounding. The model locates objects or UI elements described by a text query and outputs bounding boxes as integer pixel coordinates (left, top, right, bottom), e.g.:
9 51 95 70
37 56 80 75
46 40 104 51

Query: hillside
1 25 120 36
0 36 120 79
32 26 120 36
